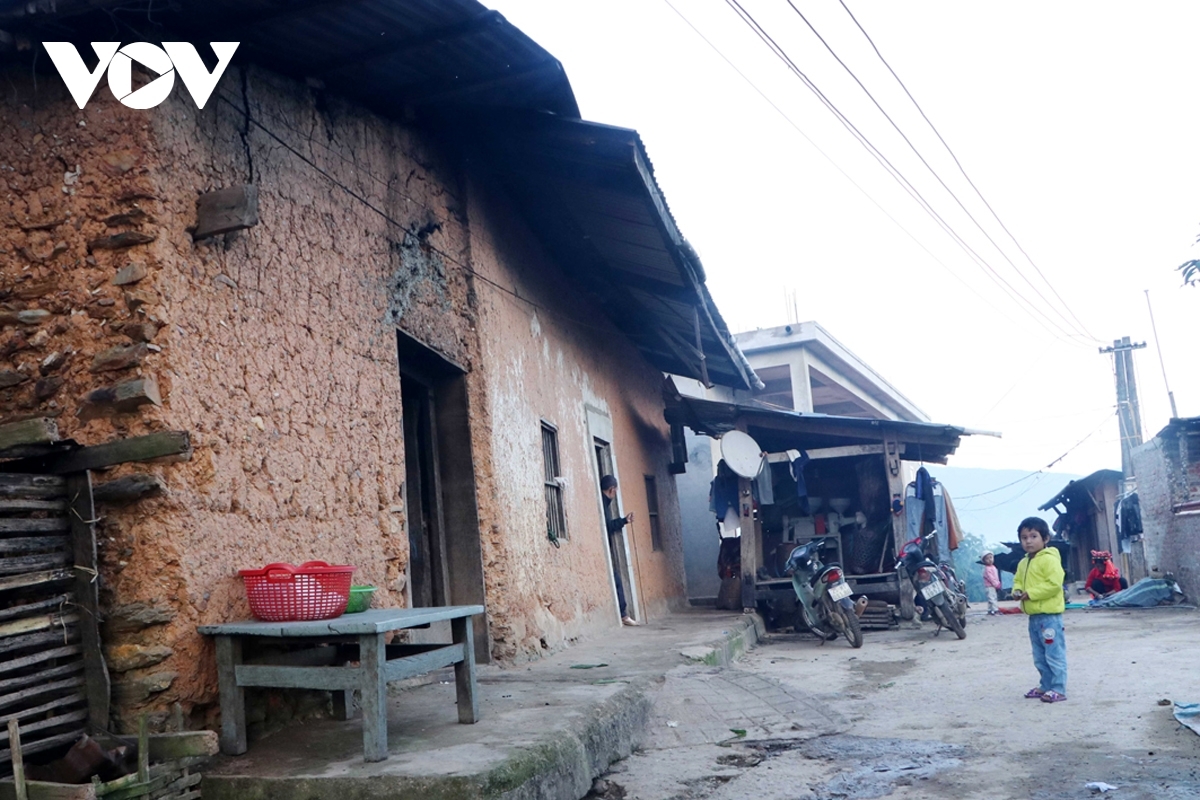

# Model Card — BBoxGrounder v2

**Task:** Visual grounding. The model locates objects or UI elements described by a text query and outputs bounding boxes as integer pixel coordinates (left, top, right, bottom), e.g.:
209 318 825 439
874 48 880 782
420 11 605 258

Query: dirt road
591 605 1200 800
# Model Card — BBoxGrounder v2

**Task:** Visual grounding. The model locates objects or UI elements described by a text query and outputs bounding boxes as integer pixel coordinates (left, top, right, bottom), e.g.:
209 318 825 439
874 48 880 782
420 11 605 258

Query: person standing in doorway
601 475 638 626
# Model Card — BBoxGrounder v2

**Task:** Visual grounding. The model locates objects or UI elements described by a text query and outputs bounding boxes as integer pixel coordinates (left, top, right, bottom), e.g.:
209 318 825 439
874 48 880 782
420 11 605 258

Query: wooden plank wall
0 474 89 772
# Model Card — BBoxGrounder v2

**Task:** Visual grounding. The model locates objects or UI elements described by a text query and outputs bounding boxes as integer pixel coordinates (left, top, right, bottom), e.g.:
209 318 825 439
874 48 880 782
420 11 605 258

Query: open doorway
594 436 639 624
397 331 489 662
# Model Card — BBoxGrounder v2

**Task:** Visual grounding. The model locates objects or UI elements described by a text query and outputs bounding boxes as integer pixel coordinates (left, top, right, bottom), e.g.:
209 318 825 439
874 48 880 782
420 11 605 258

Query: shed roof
0 0 580 119
471 113 759 390
2 1 755 389
1037 469 1123 511
664 384 969 462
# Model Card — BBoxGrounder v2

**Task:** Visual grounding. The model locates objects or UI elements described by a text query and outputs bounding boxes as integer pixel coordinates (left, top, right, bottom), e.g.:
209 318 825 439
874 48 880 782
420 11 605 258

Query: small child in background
982 552 1002 615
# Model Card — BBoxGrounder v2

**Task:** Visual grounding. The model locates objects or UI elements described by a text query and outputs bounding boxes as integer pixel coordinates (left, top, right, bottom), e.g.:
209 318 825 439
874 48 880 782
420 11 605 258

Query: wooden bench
198 606 482 762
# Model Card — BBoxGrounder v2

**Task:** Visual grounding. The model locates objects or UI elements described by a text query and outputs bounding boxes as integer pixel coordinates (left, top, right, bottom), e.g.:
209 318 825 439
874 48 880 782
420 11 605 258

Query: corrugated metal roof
0 0 579 118
664 388 969 463
471 112 758 391
1037 469 1123 511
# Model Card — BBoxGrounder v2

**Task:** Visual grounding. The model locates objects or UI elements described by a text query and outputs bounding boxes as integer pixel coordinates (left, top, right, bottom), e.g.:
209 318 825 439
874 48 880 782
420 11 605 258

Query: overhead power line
955 411 1116 502
788 0 1098 346
659 0 1021 327
835 0 1102 344
722 0 1088 350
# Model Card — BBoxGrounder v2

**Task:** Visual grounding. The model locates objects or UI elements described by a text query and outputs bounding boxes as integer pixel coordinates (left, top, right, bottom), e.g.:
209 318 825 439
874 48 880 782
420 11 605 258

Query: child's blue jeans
1028 613 1067 695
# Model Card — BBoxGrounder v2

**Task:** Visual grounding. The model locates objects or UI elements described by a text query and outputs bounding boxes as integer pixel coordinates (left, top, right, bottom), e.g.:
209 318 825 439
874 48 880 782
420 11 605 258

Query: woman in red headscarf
1085 550 1127 599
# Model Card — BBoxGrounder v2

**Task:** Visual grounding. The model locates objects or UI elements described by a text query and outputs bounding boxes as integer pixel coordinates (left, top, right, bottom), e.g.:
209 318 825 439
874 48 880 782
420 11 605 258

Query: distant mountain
931 466 1085 550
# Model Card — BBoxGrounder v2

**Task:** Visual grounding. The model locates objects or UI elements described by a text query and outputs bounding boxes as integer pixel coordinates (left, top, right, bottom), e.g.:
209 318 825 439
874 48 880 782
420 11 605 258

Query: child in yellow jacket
1011 516 1067 703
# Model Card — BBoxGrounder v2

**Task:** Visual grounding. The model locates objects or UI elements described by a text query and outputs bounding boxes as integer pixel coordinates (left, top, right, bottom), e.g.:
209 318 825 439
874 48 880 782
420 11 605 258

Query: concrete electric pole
1099 336 1147 480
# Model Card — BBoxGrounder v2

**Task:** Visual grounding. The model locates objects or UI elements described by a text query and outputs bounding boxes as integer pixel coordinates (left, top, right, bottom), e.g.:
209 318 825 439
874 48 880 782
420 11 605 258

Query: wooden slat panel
0 693 87 731
0 500 68 515
0 676 86 712
0 629 79 657
0 476 66 500
0 646 83 677
0 614 78 640
0 597 70 624
0 570 73 593
0 661 82 695
0 727 89 765
65 472 108 732
1 432 191 475
0 537 69 556
0 519 70 534
0 554 70 577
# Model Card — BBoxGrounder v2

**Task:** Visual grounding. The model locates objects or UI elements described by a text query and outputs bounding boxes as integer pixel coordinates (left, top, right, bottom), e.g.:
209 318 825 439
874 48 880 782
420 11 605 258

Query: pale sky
489 0 1199 480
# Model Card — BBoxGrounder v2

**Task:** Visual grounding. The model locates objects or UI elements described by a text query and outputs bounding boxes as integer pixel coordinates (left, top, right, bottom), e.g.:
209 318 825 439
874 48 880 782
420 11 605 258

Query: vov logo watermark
42 42 239 110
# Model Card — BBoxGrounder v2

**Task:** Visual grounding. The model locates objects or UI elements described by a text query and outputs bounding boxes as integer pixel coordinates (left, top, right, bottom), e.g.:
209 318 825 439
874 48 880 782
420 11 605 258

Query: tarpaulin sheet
1088 578 1183 608
1174 702 1200 736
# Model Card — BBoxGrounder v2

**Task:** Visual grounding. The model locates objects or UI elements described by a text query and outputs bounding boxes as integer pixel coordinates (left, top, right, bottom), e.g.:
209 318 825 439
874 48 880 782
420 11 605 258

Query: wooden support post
7 720 25 800
65 472 109 730
2 431 191 474
359 634 387 762
214 636 247 755
883 437 914 621
451 615 478 724
738 475 759 612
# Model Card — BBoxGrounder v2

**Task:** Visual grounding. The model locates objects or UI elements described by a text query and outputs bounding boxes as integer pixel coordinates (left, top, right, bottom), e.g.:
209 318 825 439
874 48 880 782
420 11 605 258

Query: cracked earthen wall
465 175 688 662
0 62 688 729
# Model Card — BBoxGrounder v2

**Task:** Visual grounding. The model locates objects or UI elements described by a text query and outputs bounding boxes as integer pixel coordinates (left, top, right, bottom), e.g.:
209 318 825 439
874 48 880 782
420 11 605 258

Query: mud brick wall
0 65 490 730
465 176 688 662
1 60 691 728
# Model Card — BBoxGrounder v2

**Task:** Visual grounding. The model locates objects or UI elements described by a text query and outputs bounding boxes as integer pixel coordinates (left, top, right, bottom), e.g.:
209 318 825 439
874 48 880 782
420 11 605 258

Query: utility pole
1099 336 1147 480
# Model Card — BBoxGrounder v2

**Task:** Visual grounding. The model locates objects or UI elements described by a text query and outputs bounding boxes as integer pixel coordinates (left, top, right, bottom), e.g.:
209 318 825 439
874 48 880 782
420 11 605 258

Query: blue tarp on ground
1088 578 1184 608
1174 703 1200 736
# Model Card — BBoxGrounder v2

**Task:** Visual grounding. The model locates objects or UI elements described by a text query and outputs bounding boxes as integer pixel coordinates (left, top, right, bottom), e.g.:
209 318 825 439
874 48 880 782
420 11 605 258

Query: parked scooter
896 533 968 639
785 537 863 648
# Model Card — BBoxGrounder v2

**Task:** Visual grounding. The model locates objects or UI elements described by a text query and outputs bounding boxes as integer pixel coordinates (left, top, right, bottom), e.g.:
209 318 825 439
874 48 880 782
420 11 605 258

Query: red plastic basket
238 561 355 621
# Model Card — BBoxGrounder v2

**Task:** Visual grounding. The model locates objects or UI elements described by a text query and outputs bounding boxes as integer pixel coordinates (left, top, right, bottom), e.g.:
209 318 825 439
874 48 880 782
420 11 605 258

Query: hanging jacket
914 467 936 534
1121 494 1143 537
1013 547 1066 615
710 463 739 520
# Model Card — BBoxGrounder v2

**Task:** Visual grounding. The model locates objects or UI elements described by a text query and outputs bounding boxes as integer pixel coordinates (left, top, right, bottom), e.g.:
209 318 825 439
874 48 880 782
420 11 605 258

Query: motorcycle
896 533 968 639
784 536 863 648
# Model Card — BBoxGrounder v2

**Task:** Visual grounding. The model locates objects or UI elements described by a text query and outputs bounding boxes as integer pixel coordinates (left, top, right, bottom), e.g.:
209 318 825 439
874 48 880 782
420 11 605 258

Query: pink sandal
1024 688 1045 699
1040 691 1067 703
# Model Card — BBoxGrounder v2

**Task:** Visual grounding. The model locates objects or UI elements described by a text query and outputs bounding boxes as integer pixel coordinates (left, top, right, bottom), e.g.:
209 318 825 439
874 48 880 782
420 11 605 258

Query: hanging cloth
943 488 962 551
791 451 811 515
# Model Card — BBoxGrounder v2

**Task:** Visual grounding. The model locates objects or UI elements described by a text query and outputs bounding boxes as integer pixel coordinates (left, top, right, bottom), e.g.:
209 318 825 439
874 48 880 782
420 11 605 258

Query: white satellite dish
721 430 764 479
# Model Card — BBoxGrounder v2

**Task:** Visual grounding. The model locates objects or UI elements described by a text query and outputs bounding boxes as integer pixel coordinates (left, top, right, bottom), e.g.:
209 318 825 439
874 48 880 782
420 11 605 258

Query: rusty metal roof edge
666 392 972 441
1037 468 1124 511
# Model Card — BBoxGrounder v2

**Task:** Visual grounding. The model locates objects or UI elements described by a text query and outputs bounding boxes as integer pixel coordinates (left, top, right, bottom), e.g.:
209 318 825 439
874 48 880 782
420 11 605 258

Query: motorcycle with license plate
897 532 968 639
784 536 863 648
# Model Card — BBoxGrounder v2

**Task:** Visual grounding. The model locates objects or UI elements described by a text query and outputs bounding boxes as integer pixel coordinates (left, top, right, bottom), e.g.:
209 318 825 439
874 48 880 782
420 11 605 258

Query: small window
644 475 662 551
542 422 567 542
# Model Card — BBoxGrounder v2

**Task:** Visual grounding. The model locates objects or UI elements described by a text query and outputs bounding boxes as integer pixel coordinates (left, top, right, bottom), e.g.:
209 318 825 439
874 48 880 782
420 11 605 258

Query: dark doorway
401 374 445 609
397 331 489 662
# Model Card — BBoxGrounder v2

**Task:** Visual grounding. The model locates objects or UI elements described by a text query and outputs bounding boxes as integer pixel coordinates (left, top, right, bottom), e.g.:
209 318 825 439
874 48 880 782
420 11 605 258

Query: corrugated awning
0 0 579 119
1037 469 1123 512
472 113 759 391
665 386 970 463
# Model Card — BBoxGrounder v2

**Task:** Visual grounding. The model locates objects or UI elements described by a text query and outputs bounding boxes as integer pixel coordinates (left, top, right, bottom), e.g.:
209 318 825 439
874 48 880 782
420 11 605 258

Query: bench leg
451 616 479 724
359 634 388 761
214 636 247 755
